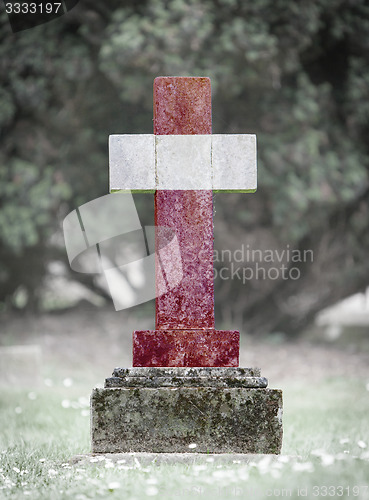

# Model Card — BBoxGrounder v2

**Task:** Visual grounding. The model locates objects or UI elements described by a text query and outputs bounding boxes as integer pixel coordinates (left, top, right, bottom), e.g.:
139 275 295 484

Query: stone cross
109 77 257 367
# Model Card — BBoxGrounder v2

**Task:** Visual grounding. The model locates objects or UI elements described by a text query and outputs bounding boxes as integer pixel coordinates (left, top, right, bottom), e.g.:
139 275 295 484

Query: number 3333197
5 3 62 15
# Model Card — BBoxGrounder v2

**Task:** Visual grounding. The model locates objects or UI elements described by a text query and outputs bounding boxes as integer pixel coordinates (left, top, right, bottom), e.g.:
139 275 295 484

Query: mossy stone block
91 386 282 454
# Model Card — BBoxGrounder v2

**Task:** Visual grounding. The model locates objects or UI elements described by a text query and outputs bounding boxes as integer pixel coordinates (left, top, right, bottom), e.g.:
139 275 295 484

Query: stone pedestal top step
112 367 261 377
107 367 267 388
105 376 268 389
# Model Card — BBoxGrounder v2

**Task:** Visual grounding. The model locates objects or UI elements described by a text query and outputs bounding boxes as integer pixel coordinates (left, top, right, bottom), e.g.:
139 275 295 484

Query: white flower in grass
335 453 349 460
39 459 46 463
311 449 325 457
292 462 314 472
217 469 238 481
358 440 367 449
271 468 281 479
117 465 130 470
61 400 70 409
238 468 249 481
48 469 58 477
15 407 22 414
63 378 73 387
201 475 213 485
321 454 335 467
212 468 222 477
78 396 89 406
4 477 15 487
146 486 158 496
272 461 283 470
256 455 272 474
188 443 197 449
108 482 121 491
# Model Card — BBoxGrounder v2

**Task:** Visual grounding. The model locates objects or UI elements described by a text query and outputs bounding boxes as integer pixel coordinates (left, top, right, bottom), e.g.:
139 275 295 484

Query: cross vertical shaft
154 77 214 330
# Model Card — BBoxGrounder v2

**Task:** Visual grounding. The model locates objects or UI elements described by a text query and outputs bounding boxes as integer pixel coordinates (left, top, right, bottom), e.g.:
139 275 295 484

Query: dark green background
1 0 368 335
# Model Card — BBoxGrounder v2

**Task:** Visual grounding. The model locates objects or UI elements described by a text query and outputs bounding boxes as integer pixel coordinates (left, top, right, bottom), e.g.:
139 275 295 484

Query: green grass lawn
1 377 368 499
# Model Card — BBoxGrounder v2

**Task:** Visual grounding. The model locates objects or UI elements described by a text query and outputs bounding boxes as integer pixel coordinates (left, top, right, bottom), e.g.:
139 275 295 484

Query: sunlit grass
0 377 369 499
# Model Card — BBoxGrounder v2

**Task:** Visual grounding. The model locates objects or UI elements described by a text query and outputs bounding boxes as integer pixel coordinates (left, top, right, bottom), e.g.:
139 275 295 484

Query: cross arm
109 134 257 193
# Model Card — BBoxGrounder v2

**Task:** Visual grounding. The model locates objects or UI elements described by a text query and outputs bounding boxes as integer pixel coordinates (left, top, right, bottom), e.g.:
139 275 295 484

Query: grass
1 377 369 499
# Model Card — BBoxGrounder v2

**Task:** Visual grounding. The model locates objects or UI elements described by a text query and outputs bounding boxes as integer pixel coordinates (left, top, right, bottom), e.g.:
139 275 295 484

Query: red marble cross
133 77 239 367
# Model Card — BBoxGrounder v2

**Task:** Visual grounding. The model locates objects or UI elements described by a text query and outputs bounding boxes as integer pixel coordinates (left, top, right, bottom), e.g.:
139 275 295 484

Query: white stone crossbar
109 134 257 192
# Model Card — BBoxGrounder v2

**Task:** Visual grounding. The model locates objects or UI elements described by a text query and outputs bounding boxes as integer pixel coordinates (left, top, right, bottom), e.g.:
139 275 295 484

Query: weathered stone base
91 368 283 454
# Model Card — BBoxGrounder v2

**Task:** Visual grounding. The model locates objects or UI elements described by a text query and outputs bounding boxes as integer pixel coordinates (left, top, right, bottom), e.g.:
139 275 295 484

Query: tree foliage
0 0 369 333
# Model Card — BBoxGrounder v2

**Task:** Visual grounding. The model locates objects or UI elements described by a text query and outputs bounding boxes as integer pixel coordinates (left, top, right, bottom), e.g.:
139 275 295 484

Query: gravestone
91 77 283 453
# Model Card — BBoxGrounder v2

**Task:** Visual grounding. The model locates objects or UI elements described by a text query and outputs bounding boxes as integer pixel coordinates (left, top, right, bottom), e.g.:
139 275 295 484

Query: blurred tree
0 0 368 334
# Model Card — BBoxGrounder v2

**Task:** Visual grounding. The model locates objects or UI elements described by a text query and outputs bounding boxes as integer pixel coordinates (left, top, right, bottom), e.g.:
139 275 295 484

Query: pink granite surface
153 77 211 136
133 330 239 367
154 77 214 330
155 190 214 329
